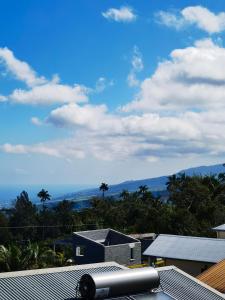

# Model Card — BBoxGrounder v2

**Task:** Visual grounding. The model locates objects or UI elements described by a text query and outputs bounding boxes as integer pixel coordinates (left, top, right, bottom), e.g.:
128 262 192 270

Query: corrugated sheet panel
212 224 225 231
0 265 121 300
144 234 225 263
197 259 225 293
159 269 225 300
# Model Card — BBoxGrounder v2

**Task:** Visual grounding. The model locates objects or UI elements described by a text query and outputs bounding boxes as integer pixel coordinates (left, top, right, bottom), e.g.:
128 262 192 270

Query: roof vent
78 267 160 299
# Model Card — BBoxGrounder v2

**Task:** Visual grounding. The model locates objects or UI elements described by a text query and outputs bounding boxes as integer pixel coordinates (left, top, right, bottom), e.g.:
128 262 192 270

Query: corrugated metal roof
212 224 225 231
158 266 225 300
197 259 225 293
0 262 123 300
0 262 224 299
143 234 225 263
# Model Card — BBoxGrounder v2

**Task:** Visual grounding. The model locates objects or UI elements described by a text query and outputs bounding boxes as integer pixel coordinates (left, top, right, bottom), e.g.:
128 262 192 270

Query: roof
0 262 124 300
0 263 224 299
158 266 225 300
143 234 225 263
197 259 225 293
212 224 225 231
129 233 156 239
74 228 139 246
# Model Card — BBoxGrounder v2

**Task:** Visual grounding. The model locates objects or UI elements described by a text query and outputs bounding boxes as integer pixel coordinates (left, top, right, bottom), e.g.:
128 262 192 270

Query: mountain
52 163 225 207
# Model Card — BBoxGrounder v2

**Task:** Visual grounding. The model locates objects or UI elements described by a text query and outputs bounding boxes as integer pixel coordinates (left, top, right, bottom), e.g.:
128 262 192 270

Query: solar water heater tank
78 267 160 299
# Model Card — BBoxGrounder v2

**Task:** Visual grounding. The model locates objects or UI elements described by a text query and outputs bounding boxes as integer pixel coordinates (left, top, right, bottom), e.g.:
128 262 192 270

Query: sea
0 184 93 208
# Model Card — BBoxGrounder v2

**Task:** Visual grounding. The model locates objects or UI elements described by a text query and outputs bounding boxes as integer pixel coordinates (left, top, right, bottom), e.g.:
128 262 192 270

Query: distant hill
50 163 225 208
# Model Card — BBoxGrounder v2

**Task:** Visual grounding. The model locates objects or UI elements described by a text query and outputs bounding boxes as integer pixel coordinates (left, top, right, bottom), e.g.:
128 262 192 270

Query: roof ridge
159 234 225 242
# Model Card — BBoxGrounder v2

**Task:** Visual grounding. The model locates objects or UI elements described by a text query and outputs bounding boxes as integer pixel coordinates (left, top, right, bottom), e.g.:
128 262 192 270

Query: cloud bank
2 39 225 163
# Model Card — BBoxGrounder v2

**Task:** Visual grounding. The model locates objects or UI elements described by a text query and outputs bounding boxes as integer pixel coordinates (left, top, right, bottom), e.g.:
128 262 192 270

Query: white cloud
156 11 186 30
127 72 139 87
3 39 225 162
131 46 144 72
0 95 7 102
127 46 144 87
102 6 137 23
156 6 225 34
0 48 89 105
123 39 225 112
0 47 46 87
95 77 114 93
31 117 43 126
0 141 85 159
10 82 88 105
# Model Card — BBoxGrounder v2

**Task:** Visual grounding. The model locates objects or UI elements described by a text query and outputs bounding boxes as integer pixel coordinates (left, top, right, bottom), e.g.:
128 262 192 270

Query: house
72 228 142 266
212 224 225 239
197 259 225 294
143 234 225 276
129 233 156 255
0 262 224 299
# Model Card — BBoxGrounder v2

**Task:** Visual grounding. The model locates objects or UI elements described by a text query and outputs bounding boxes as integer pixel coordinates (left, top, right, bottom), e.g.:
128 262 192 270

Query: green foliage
0 242 65 272
1 174 225 272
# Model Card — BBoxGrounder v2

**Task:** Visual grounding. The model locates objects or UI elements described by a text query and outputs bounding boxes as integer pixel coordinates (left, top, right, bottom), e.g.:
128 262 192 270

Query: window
130 247 134 260
76 245 85 256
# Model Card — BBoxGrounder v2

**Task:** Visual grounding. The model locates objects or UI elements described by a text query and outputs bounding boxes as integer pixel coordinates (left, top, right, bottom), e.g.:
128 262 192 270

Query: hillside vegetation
0 172 225 271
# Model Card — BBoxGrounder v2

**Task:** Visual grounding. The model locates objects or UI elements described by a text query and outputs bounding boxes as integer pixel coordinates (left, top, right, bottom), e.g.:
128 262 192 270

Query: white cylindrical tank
79 267 160 299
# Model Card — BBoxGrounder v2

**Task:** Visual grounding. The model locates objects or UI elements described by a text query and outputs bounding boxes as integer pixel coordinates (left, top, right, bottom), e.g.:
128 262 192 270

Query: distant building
212 224 225 239
143 234 225 276
0 262 223 299
128 233 156 260
197 259 225 294
72 228 142 266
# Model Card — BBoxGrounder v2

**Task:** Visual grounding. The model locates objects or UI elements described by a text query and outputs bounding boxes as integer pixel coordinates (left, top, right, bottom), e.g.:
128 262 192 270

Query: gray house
72 228 141 266
212 224 225 239
144 234 225 276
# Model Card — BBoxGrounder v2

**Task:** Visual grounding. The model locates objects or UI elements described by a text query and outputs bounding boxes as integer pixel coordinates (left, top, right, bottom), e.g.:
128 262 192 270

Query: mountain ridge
55 163 225 204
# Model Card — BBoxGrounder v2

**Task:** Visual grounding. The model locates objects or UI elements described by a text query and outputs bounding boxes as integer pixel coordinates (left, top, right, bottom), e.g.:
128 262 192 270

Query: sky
1 0 225 185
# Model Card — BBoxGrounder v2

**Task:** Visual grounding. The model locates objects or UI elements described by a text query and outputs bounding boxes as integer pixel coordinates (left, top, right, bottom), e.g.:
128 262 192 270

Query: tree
99 183 109 198
10 191 38 241
0 212 11 244
54 200 74 234
138 185 149 195
37 189 51 211
120 189 129 201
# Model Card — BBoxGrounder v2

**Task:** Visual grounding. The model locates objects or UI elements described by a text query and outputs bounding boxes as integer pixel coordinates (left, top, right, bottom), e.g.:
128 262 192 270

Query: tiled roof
197 259 225 293
143 234 225 263
212 224 225 231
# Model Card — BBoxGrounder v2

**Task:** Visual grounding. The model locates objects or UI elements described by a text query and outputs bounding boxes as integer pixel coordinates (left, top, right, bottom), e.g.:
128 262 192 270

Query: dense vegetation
0 172 225 271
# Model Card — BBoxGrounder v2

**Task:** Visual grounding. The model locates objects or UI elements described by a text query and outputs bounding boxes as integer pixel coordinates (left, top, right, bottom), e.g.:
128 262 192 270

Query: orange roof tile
197 259 225 293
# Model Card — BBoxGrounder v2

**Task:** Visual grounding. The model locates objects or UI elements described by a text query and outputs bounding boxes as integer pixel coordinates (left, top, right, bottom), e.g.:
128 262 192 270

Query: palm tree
138 185 149 195
37 189 51 210
120 189 129 201
99 183 109 198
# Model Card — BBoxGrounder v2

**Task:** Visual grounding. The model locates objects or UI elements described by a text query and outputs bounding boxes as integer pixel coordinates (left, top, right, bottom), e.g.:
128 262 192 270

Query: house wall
72 234 104 265
164 258 214 276
104 242 141 266
216 231 225 239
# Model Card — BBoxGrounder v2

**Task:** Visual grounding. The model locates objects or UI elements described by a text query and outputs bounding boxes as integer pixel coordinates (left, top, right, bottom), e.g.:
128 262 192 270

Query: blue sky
1 0 225 185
